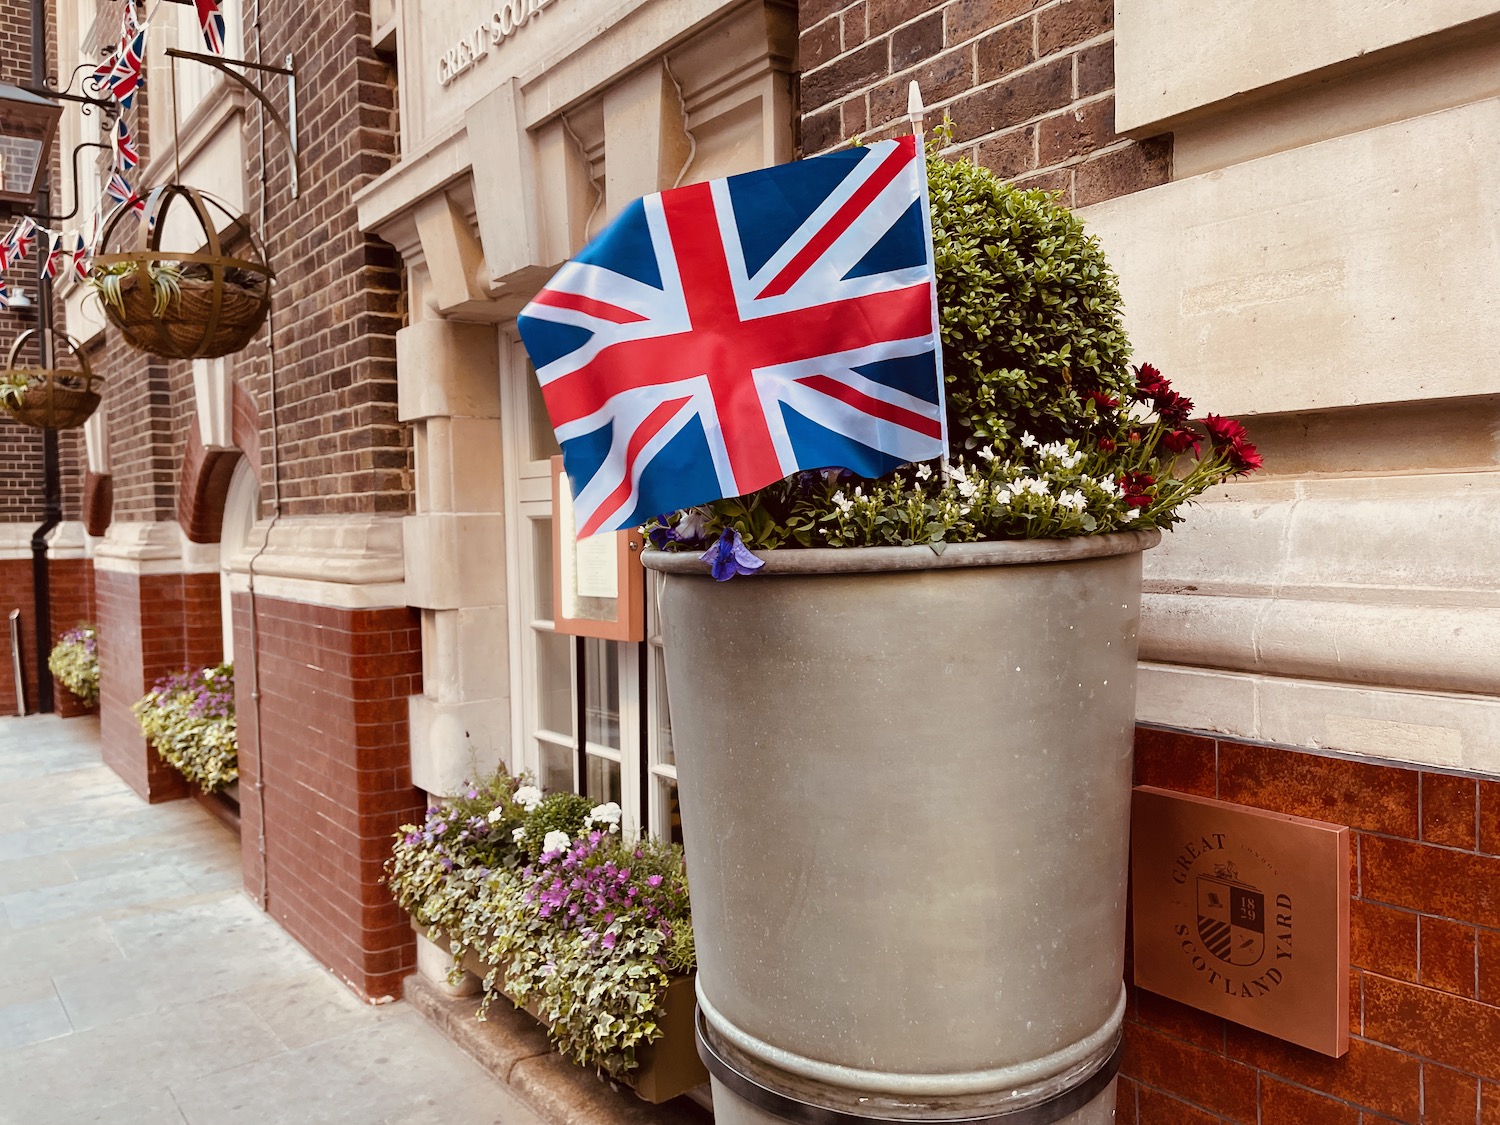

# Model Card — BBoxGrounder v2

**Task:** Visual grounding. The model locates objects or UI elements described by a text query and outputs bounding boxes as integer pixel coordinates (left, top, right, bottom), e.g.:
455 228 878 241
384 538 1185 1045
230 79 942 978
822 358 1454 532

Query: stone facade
796 0 1500 1120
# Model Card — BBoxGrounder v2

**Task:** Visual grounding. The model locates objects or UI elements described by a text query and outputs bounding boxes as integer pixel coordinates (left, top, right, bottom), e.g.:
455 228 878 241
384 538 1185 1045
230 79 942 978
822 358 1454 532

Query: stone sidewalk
0 713 546 1125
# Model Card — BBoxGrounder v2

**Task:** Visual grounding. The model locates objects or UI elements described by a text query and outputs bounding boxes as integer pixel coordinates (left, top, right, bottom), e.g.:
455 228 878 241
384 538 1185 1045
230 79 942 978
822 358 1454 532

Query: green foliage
387 766 695 1081
89 260 184 318
385 770 529 938
647 126 1260 552
131 663 237 792
516 792 594 860
927 125 1133 451
47 624 99 707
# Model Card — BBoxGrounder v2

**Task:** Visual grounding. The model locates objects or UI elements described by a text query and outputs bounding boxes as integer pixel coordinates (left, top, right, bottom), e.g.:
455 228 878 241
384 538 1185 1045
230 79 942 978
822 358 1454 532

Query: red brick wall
0 557 35 714
799 0 1169 207
1122 726 1500 1124
95 567 222 801
234 592 423 1001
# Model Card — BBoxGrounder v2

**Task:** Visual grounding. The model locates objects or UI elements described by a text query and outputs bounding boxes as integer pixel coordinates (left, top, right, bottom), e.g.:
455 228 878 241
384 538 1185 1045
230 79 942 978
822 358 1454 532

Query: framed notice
1131 786 1350 1057
551 456 644 641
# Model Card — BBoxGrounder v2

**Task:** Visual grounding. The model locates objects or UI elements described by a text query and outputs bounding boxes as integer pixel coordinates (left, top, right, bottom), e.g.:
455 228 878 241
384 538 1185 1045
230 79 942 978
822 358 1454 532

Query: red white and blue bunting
0 0 228 307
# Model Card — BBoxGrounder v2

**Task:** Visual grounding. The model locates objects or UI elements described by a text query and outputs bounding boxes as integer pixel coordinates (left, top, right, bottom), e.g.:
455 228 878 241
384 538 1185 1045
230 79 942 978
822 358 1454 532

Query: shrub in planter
388 777 695 1082
132 663 237 792
648 125 1259 557
47 624 100 707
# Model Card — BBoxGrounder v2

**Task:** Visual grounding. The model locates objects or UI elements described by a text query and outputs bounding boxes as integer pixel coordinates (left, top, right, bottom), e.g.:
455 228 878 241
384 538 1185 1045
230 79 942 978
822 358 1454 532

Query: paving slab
0 714 547 1125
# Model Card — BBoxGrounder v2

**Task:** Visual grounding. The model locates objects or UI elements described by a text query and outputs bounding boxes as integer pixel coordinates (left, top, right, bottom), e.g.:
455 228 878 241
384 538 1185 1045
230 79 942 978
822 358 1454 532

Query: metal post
28 0 59 714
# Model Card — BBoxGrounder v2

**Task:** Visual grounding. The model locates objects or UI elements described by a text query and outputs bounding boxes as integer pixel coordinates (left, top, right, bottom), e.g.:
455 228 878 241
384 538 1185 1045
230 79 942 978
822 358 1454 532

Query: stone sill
403 973 713 1125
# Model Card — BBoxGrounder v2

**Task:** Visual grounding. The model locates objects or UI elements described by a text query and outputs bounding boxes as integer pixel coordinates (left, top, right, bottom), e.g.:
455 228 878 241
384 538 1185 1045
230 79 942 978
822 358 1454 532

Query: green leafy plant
131 662 237 792
47 624 99 706
387 773 695 1080
90 260 184 318
647 125 1260 556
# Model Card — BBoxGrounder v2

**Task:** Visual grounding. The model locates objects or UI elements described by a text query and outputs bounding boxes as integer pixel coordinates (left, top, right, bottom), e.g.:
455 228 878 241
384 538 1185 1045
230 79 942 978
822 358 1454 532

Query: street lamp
0 84 61 207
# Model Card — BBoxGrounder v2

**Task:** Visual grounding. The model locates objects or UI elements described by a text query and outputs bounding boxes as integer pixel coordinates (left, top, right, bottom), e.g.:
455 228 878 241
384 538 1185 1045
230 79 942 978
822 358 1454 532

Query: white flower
675 507 712 541
976 445 996 462
1020 432 1039 449
832 490 854 515
487 807 506 824
514 785 543 812
512 826 527 843
542 830 571 854
584 801 623 833
1058 490 1086 512
914 462 932 480
957 477 979 500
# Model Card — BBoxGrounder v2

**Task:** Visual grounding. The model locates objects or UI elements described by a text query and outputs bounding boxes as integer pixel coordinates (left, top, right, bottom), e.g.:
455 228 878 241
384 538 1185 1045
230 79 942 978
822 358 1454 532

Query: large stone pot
642 530 1159 1124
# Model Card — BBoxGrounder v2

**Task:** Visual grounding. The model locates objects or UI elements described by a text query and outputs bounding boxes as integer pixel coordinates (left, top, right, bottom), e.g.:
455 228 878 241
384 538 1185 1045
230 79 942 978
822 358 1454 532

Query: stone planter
457 946 708 1103
643 531 1158 1124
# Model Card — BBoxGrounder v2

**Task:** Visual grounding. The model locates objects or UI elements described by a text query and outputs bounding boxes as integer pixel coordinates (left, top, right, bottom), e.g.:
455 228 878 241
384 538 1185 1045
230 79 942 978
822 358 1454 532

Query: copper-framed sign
1131 786 1350 1057
550 456 644 641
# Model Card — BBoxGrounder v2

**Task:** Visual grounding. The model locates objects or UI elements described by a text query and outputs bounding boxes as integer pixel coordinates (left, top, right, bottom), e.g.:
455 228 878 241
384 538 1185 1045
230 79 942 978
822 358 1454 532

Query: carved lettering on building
1132 786 1349 1057
436 0 561 87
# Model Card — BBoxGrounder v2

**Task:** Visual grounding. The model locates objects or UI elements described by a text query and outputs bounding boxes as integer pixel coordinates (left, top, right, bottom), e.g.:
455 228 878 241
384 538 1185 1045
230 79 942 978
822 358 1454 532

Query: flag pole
908 80 952 482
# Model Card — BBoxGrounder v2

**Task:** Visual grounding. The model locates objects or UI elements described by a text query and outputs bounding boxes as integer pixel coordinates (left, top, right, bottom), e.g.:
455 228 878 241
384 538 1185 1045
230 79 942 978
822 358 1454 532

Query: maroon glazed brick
1423 772 1480 849
1420 915 1478 998
1218 740 1418 839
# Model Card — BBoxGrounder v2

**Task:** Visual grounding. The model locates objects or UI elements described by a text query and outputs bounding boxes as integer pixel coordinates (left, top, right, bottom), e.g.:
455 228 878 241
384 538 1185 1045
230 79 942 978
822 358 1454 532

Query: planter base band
696 1010 1121 1125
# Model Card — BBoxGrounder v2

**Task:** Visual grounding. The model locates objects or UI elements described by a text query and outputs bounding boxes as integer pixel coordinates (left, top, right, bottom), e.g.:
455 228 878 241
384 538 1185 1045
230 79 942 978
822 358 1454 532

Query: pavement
0 713 548 1125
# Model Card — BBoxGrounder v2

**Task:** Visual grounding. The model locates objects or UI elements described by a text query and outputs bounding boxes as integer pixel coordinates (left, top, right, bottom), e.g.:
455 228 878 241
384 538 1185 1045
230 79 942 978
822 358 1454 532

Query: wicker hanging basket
0 330 102 430
91 185 273 360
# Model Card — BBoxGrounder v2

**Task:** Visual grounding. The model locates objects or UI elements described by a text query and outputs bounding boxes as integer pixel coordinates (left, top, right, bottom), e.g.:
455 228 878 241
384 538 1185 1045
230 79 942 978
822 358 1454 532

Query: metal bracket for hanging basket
164 48 300 199
0 329 101 430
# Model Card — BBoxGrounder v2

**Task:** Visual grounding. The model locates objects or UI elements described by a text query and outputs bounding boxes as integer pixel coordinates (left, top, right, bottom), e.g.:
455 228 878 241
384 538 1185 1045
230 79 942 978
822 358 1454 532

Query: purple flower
699 529 764 582
647 874 663 888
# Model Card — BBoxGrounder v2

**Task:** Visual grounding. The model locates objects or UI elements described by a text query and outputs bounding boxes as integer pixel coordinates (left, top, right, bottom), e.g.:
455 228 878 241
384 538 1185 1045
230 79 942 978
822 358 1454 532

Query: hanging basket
91 185 273 360
0 330 102 430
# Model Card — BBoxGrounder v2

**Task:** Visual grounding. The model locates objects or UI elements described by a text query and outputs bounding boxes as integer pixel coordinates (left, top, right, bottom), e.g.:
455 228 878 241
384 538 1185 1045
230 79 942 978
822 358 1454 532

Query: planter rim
641 528 1160 577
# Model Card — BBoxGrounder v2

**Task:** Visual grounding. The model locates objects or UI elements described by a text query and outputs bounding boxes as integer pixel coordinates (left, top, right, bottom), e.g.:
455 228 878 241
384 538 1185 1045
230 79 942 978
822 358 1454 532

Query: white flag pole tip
907 80 925 134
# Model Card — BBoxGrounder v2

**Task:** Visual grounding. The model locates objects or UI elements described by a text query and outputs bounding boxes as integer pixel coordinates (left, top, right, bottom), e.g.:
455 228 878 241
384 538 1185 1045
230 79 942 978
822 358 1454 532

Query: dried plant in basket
89 184 274 360
0 329 102 431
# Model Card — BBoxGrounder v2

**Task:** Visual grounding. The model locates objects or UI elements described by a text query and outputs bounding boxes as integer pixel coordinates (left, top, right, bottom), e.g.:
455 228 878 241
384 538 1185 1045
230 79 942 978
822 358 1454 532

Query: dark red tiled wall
1122 725 1500 1124
0 556 94 715
96 566 222 801
234 592 423 1001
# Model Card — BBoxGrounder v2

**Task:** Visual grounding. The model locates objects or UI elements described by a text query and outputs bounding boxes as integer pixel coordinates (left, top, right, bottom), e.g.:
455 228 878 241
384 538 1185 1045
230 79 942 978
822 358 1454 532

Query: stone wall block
402 514 507 610
395 319 501 423
409 695 512 797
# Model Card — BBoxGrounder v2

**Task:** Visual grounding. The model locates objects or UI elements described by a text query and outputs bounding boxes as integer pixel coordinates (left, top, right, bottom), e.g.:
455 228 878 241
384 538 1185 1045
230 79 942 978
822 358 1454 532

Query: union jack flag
41 233 63 281
86 49 117 96
73 232 90 280
195 0 226 53
106 171 145 214
114 117 139 170
517 135 944 538
109 29 146 109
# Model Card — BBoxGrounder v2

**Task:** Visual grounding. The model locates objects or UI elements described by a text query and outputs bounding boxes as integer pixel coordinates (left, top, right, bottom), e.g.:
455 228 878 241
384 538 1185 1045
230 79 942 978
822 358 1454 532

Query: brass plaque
1131 786 1350 1056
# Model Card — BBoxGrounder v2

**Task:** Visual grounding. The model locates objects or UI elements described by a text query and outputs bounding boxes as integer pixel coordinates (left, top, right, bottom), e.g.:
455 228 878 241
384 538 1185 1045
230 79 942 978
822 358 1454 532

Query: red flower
1161 428 1200 455
1119 471 1155 508
1133 362 1193 424
1097 438 1116 453
1086 390 1118 410
1200 415 1263 474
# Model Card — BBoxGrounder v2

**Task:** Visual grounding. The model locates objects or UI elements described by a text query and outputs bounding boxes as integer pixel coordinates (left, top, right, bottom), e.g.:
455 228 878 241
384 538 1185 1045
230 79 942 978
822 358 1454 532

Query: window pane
540 740 575 795
587 754 622 805
536 629 574 737
584 637 621 748
527 364 561 461
656 776 684 846
533 518 554 622
652 646 674 768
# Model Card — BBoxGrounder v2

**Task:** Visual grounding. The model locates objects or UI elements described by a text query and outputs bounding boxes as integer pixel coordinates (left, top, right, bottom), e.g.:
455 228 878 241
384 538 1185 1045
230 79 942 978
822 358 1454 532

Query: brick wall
50 557 95 716
799 0 1169 207
234 593 424 1001
1122 726 1500 1125
95 567 221 801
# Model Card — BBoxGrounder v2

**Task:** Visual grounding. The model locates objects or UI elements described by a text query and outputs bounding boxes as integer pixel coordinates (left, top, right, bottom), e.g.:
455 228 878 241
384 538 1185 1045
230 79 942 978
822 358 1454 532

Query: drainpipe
28 0 59 714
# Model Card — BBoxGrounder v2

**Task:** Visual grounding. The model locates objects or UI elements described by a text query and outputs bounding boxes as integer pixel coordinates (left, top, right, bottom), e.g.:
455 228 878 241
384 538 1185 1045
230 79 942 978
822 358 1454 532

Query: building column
227 515 424 1002
93 521 222 802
